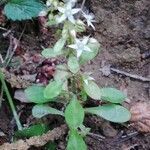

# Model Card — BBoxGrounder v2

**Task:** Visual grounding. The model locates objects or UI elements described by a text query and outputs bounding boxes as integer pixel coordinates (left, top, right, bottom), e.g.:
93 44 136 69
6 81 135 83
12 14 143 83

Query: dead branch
0 124 67 150
99 65 150 82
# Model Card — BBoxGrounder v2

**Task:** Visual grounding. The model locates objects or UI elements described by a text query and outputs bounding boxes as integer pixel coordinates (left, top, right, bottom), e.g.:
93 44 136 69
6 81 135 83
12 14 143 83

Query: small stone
101 122 118 137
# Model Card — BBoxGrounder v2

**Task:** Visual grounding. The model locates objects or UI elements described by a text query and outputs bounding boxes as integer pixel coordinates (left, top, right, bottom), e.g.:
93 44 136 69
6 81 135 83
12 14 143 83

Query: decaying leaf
2 69 32 88
130 102 150 132
14 89 31 103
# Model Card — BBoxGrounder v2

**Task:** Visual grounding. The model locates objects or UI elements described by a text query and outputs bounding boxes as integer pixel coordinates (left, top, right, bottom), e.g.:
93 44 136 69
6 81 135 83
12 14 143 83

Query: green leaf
42 38 66 58
54 65 69 91
65 96 84 129
45 142 57 150
14 124 48 139
25 85 51 104
83 81 101 100
42 48 63 58
68 56 80 74
32 105 64 118
4 0 45 21
67 130 87 150
99 88 126 103
80 38 100 64
54 65 70 81
53 38 66 52
85 104 131 123
75 20 86 32
44 80 62 99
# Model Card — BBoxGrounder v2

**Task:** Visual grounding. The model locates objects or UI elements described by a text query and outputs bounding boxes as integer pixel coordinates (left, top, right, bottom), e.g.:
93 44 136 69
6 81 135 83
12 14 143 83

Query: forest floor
0 0 150 149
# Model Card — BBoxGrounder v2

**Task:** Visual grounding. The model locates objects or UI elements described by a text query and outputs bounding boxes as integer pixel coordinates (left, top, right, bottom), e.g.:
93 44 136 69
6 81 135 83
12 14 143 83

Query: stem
0 69 22 130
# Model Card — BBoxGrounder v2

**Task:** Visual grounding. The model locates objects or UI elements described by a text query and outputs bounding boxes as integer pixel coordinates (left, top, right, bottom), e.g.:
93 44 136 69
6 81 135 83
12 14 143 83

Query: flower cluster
27 1 131 150
48 0 96 58
44 0 99 59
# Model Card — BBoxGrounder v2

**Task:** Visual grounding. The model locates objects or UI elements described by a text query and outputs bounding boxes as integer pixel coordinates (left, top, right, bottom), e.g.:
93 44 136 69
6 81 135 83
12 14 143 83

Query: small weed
25 0 131 149
0 0 131 149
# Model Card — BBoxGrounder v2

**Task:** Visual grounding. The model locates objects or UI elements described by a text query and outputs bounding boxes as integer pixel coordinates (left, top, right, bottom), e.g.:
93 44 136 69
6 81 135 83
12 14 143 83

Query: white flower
63 0 77 6
82 11 96 30
46 0 51 7
68 36 92 58
57 3 80 24
38 10 47 16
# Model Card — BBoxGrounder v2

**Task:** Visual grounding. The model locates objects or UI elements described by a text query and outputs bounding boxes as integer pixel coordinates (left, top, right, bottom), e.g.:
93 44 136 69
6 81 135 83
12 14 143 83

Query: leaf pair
85 104 131 123
42 38 66 58
25 80 62 104
32 105 64 118
84 80 126 103
14 123 48 139
67 130 87 150
65 96 87 150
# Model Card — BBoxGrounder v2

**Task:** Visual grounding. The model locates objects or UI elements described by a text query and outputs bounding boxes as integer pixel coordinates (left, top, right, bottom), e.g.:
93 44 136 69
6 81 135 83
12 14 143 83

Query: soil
0 0 150 149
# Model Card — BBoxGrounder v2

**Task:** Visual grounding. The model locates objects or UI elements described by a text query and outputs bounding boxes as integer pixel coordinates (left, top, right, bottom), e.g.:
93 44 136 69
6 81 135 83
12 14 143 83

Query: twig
111 67 150 82
125 144 139 150
0 124 67 150
99 65 150 82
121 131 138 139
113 131 138 144
4 35 14 63
0 54 4 64
4 24 26 67
0 26 8 31
0 86 4 108
88 132 105 140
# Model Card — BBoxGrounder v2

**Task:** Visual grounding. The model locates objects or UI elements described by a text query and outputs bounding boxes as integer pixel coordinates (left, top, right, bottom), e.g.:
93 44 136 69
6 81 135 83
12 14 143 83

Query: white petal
70 29 76 37
58 7 65 13
66 3 72 9
88 76 95 81
38 10 47 16
46 1 51 7
68 44 77 49
75 38 81 45
87 21 95 30
72 8 80 14
82 36 89 45
84 79 88 85
90 38 97 43
84 46 91 52
90 23 95 30
88 22 95 30
76 49 83 58
68 15 75 24
57 14 66 23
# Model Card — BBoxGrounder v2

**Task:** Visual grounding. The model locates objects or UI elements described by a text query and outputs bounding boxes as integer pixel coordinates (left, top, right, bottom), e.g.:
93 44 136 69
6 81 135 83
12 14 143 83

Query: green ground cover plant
25 0 131 149
0 0 131 149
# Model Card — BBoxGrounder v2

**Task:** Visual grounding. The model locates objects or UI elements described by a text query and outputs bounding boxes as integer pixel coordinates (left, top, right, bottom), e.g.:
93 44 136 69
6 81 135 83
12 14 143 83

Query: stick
0 124 67 150
4 24 26 67
88 132 105 140
99 65 150 82
111 67 150 82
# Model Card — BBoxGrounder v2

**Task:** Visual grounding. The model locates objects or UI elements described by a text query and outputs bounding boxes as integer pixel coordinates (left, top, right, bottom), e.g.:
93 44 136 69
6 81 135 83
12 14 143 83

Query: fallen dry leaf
130 102 150 132
0 124 67 150
2 69 32 88
14 89 31 103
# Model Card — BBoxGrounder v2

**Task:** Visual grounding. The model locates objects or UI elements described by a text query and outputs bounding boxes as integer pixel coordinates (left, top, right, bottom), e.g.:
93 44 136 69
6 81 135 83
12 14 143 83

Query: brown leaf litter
0 124 67 150
130 102 150 133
